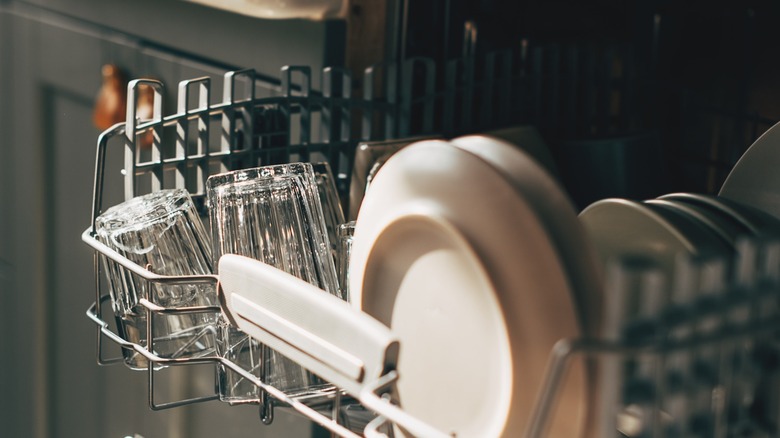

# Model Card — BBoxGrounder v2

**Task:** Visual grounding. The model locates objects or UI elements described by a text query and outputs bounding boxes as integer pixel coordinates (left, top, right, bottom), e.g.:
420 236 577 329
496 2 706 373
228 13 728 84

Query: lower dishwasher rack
80 66 780 437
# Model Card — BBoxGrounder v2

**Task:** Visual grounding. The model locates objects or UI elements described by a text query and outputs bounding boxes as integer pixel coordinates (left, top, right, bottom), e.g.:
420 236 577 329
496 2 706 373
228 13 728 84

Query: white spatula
218 254 453 437
217 254 398 396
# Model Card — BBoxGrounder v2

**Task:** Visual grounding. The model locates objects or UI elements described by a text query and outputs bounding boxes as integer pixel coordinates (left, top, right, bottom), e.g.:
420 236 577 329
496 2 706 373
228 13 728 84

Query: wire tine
364 415 391 438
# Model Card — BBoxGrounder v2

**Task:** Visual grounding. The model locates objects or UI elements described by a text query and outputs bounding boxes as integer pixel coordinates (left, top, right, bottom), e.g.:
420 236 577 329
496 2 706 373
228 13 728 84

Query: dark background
392 0 780 204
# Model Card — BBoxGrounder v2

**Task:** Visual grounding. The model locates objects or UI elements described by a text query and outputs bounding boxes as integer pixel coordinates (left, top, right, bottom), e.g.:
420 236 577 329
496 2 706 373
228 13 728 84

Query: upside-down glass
312 161 346 265
95 188 218 369
207 162 341 402
336 221 355 302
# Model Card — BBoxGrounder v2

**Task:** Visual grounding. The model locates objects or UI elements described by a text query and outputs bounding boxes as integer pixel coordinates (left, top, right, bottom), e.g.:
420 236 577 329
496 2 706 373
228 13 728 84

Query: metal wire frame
84 63 407 424
90 44 643 217
85 296 363 437
80 56 691 436
90 69 399 218
81 65 453 437
83 226 360 427
83 228 450 435
526 280 780 437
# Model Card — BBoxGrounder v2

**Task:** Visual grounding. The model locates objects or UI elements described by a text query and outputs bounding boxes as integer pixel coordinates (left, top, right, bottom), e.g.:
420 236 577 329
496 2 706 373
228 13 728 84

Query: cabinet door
0 7 17 438
0 9 313 438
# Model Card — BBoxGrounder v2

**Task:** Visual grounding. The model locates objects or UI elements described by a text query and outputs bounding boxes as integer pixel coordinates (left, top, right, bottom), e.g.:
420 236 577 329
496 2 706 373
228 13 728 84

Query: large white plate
480 125 561 179
348 135 441 220
720 121 780 220
349 140 586 437
449 134 603 337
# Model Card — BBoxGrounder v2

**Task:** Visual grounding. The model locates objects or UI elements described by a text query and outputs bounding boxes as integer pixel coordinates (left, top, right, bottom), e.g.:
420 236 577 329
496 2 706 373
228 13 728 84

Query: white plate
480 125 561 179
450 134 603 337
349 140 586 437
580 198 732 280
348 135 440 220
644 199 742 249
658 193 780 236
720 121 780 219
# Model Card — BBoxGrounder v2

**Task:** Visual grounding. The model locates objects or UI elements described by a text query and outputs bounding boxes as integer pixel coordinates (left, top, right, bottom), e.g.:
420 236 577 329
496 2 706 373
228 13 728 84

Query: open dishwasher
80 55 780 437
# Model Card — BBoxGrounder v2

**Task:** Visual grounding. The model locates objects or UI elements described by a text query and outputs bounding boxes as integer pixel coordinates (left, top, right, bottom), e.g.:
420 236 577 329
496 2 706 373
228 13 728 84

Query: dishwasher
77 40 780 436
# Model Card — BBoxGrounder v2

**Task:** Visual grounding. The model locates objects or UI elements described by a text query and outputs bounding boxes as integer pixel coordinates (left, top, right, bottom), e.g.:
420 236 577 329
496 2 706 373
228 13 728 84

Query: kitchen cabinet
0 2 342 437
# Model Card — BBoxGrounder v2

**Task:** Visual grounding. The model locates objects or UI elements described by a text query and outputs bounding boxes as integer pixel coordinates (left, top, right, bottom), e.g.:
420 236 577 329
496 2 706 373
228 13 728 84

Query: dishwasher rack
81 65 780 437
80 61 507 437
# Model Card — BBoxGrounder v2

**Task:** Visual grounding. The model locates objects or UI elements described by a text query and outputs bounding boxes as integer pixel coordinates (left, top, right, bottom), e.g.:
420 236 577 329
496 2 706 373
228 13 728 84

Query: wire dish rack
81 62 780 437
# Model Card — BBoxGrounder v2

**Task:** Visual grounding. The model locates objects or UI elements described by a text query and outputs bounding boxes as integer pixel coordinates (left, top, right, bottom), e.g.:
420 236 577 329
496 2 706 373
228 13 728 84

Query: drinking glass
215 317 263 403
207 162 341 402
95 188 218 369
336 221 355 302
312 161 346 264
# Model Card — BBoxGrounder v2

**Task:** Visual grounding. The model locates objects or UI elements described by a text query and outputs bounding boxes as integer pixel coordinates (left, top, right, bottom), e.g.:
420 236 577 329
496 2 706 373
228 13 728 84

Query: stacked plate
578 192 780 313
578 196 735 278
342 124 780 436
348 135 603 436
578 120 780 285
571 121 780 437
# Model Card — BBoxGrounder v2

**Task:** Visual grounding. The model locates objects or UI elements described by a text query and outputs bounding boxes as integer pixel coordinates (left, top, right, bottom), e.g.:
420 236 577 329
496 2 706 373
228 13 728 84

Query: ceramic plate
644 199 744 249
349 140 586 437
449 134 603 336
720 121 780 220
658 192 780 236
348 135 440 220
481 125 561 179
580 198 732 280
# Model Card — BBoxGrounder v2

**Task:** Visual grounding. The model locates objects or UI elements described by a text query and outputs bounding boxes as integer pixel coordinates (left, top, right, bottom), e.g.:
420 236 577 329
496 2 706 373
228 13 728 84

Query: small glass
95 188 218 369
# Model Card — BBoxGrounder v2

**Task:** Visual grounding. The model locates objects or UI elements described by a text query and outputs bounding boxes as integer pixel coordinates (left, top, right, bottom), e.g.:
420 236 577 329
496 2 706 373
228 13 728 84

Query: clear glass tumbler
312 161 346 265
207 162 341 402
95 188 218 369
336 221 356 302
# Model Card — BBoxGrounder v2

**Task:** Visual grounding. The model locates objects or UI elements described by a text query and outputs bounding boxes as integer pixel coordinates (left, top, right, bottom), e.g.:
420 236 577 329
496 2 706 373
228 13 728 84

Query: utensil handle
218 254 399 392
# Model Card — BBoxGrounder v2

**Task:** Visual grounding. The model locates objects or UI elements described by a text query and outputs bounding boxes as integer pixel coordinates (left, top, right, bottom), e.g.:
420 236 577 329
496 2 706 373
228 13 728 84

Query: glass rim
206 162 314 191
95 188 195 235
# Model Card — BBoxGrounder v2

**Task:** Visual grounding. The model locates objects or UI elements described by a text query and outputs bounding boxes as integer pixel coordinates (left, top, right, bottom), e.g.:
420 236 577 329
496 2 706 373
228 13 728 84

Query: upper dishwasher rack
80 60 780 437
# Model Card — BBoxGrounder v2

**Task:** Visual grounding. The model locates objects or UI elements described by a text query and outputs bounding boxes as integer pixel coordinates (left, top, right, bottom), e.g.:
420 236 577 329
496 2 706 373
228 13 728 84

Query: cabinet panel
46 86 104 438
7 11 49 438
0 7 15 436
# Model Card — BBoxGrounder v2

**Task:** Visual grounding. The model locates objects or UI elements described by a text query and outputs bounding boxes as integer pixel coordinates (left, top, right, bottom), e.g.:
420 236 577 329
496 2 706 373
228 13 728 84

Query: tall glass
95 188 218 369
336 221 356 302
312 161 346 266
207 162 341 402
